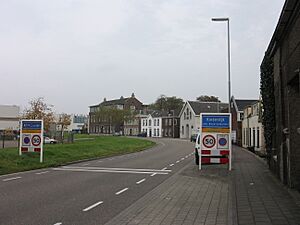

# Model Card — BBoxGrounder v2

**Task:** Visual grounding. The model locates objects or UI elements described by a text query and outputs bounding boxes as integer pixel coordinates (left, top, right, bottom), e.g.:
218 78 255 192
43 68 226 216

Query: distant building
262 0 300 191
161 110 180 138
179 101 227 139
68 114 88 133
141 111 163 138
89 93 144 135
242 101 266 154
230 97 258 145
0 105 20 132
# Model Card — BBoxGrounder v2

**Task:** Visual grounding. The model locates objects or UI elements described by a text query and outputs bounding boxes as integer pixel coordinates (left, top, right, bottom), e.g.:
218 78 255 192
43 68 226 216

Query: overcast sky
0 0 285 114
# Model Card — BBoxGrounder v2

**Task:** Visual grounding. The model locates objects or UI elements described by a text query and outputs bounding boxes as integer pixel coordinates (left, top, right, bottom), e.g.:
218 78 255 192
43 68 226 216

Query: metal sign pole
40 120 44 163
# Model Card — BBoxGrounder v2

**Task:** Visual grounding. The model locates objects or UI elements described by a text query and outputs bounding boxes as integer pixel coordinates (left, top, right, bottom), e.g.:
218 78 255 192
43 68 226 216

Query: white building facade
141 112 162 138
179 101 228 139
242 101 266 154
0 105 20 131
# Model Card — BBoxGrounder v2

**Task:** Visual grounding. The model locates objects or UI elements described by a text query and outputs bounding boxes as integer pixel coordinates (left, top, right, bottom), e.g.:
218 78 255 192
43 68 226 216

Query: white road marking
35 171 49 175
181 158 185 160
53 168 169 175
82 163 90 166
115 188 128 195
98 160 103 163
162 167 167 170
60 166 171 172
176 161 180 163
169 164 174 167
185 156 188 158
53 222 62 225
83 201 103 212
3 177 21 182
136 178 146 184
150 173 157 177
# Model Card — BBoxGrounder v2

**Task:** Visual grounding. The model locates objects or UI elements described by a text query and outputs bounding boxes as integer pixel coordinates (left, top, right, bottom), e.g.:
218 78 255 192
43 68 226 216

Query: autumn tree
150 95 184 112
196 95 221 102
95 107 135 133
56 113 72 143
22 97 55 132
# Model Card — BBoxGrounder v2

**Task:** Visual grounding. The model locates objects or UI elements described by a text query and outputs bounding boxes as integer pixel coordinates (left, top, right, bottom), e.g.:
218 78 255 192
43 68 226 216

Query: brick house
89 93 143 135
262 0 300 191
161 110 180 138
230 96 258 145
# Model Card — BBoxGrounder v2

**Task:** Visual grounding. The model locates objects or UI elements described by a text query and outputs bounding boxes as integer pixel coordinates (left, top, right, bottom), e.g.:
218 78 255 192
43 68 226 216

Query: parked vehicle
194 133 201 165
137 132 147 137
190 134 197 142
44 137 57 144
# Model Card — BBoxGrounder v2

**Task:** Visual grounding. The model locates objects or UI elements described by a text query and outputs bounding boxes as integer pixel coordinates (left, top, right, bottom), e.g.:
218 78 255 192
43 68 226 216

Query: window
174 119 177 125
168 119 172 126
145 120 147 126
154 119 156 126
149 120 151 126
157 119 159 126
182 126 184 135
157 129 160 137
190 112 192 120
184 112 186 120
154 129 156 136
252 128 255 147
165 119 168 126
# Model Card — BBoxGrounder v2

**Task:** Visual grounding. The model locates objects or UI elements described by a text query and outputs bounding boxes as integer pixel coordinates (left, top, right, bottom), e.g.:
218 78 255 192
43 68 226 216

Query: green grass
0 136 155 175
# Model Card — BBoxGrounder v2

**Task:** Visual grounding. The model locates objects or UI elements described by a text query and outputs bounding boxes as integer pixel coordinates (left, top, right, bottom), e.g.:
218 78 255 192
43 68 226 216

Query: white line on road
53 168 169 175
60 166 171 172
82 163 90 166
181 158 185 160
53 223 62 225
3 177 21 182
169 164 174 167
83 201 103 212
150 173 157 177
185 156 188 158
115 188 128 195
162 167 167 170
176 160 180 163
136 178 146 184
35 171 49 175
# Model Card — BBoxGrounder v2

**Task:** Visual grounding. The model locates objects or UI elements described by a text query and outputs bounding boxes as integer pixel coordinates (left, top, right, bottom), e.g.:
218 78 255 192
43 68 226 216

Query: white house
0 105 20 131
141 111 162 138
242 101 266 154
179 101 228 139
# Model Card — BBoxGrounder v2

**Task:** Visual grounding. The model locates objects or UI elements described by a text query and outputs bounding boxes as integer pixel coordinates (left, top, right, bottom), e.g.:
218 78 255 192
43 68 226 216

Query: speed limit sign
202 135 216 148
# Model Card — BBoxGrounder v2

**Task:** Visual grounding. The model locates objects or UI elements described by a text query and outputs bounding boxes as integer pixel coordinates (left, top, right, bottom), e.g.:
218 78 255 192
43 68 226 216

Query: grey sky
0 0 284 114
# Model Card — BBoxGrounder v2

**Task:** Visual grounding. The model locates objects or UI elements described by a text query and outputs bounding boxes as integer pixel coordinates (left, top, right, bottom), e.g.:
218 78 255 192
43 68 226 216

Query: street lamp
212 17 231 113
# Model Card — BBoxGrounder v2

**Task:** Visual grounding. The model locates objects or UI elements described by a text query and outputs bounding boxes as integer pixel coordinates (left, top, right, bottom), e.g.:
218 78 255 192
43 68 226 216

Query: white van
194 133 201 165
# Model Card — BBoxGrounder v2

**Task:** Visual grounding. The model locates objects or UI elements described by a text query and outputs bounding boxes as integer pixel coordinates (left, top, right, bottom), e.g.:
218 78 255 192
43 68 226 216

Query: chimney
131 93 135 98
103 97 107 102
120 96 124 99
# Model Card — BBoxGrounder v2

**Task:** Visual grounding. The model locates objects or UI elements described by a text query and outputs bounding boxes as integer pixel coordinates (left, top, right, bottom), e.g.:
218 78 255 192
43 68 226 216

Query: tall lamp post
211 17 231 113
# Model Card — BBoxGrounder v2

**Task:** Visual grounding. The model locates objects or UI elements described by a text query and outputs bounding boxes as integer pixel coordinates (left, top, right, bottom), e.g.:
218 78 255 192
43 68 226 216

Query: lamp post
212 17 231 113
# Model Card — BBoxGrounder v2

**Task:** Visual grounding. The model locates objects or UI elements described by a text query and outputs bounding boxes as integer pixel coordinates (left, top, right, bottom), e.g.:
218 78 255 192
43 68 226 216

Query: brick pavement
105 146 300 225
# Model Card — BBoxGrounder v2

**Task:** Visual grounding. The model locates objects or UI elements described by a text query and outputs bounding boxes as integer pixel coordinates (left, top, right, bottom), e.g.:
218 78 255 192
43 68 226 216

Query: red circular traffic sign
202 135 216 148
31 135 41 146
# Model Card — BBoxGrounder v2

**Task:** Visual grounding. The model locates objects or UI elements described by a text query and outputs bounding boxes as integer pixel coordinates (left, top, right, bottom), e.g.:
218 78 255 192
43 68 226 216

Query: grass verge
0 136 155 175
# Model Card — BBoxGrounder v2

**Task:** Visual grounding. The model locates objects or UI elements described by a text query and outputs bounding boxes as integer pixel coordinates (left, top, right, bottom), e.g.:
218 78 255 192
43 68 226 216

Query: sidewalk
105 146 300 225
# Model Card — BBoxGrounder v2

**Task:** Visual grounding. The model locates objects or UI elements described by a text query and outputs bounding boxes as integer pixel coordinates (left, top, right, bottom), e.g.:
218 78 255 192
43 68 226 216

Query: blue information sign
202 115 230 128
22 121 42 130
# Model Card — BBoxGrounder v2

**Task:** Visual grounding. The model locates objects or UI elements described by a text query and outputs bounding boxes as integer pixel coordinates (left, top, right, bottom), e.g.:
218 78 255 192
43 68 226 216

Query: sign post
199 113 232 170
19 120 44 163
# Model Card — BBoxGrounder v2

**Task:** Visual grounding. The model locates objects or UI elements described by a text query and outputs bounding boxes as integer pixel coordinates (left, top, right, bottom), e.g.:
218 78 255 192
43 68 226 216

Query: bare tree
56 114 71 143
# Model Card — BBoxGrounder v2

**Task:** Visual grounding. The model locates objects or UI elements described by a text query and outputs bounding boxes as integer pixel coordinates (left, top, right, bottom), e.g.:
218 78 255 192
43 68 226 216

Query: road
0 138 195 225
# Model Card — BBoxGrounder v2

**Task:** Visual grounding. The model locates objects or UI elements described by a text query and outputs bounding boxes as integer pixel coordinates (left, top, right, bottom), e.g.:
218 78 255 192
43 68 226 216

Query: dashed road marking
83 201 103 212
136 179 146 184
150 173 157 177
162 167 167 170
115 188 128 195
3 177 21 182
176 161 180 163
35 171 49 175
181 158 185 160
169 164 174 167
82 163 90 166
53 222 62 225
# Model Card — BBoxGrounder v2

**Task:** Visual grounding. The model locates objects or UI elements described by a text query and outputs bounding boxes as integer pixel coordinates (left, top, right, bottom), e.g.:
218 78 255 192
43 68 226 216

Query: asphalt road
0 138 195 225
